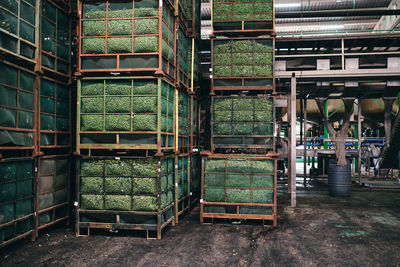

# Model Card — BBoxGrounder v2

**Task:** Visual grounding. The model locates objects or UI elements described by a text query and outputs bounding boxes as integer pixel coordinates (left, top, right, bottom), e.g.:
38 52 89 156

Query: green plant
132 195 157 211
254 65 272 77
82 20 106 36
227 159 251 173
214 111 232 122
105 96 131 113
233 98 253 110
107 20 132 35
132 96 157 113
214 98 232 110
214 14 231 21
132 114 157 131
253 123 273 135
254 39 273 52
81 97 104 113
134 18 158 35
105 177 132 194
133 81 158 95
81 82 104 95
252 189 273 203
213 3 232 15
205 159 226 173
81 115 103 131
226 189 250 203
232 53 252 65
254 52 273 64
81 194 104 210
213 53 232 66
232 40 252 52
233 3 252 13
227 174 251 187
105 195 131 210
232 65 253 77
80 177 104 194
254 98 273 110
254 13 273 20
82 38 105 54
107 37 132 53
214 66 232 77
133 178 157 194
254 2 273 13
205 188 225 202
233 14 252 20
214 41 232 53
105 160 132 176
233 111 253 122
83 10 106 19
108 9 133 19
133 159 158 177
106 81 132 95
253 160 274 173
81 160 104 176
134 36 158 53
105 115 131 131
253 174 274 188
214 123 232 135
135 7 159 17
232 123 253 135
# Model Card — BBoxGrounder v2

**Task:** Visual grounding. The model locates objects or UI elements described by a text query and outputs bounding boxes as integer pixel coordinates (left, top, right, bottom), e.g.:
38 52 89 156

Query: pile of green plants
213 0 273 21
108 37 132 53
81 38 105 54
134 36 158 53
105 195 131 210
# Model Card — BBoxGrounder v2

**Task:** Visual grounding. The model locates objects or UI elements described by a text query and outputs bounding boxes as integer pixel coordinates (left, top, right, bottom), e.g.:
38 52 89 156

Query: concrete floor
1 181 400 266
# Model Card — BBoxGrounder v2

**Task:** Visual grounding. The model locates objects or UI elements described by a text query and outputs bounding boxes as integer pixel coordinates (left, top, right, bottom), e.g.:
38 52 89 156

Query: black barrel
328 159 351 197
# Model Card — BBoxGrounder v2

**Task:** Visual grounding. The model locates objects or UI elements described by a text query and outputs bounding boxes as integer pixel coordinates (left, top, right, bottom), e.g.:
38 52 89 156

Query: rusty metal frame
75 155 176 240
210 95 276 153
174 153 191 224
0 0 39 65
77 0 176 80
210 36 276 94
175 89 191 154
0 60 37 152
37 75 73 154
211 0 275 35
35 154 71 238
200 153 278 226
0 156 36 248
37 0 73 82
190 95 200 151
186 0 201 38
175 18 190 91
76 76 176 156
189 153 200 207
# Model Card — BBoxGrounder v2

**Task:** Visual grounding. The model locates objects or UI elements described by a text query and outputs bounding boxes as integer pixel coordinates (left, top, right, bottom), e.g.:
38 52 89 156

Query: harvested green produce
232 53 252 65
232 65 253 77
205 159 226 173
81 114 103 131
107 37 132 53
214 111 232 122
226 189 250 203
133 159 158 177
213 3 232 14
83 10 106 19
132 195 157 211
240 206 272 215
132 114 157 131
133 178 157 194
82 38 105 54
105 96 130 113
108 20 132 35
233 111 253 122
214 98 232 111
252 189 273 203
81 82 104 95
105 160 132 176
105 115 130 131
105 177 132 194
133 81 158 95
82 20 106 36
81 160 104 176
227 159 251 173
214 15 231 21
81 194 104 210
105 195 131 210
253 160 274 173
254 39 273 52
254 65 272 77
253 174 274 188
108 9 133 19
80 177 103 193
232 40 252 52
253 123 272 135
233 3 252 13
227 174 250 187
254 110 273 122
214 41 231 53
134 18 158 35
233 98 253 110
254 98 273 110
254 13 273 20
233 14 252 20
254 2 273 13
134 36 158 53
254 52 273 65
81 97 103 113
214 123 232 135
106 81 131 95
232 124 253 135
132 96 157 113
205 188 225 202
135 8 158 17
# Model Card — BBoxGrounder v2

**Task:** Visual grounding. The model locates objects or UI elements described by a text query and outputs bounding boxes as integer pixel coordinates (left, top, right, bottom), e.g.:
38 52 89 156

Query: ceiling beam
373 0 400 31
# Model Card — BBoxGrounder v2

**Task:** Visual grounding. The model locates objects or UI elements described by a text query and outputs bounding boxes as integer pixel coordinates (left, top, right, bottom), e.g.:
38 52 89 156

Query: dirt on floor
1 189 400 266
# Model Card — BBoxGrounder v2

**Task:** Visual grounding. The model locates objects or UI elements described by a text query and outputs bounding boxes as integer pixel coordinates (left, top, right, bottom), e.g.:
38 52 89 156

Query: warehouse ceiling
201 0 400 37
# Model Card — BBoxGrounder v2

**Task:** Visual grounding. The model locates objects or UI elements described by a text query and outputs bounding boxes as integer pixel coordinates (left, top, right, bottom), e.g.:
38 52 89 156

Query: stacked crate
0 0 73 248
75 0 201 239
200 0 278 226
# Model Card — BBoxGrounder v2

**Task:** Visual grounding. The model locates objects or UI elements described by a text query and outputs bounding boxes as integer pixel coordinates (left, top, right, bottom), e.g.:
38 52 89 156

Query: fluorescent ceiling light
320 25 345 30
275 3 301 8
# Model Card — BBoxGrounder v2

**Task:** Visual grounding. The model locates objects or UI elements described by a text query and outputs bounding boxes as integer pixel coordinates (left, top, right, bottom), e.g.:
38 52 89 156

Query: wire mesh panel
38 76 72 151
200 155 277 225
77 156 175 239
0 157 35 248
177 90 190 152
190 153 200 205
174 154 190 222
0 0 38 63
186 0 201 37
212 0 274 34
176 22 189 90
78 0 176 78
40 0 72 79
191 95 200 149
0 61 36 150
77 77 175 155
211 37 275 93
36 155 70 237
211 96 275 152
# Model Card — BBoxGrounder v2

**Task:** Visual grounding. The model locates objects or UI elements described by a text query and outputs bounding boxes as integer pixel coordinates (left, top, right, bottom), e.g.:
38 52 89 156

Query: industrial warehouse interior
1 0 400 265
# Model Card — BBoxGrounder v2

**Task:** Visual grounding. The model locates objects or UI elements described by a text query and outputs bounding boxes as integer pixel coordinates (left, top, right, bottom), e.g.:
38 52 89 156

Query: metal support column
357 99 362 185
303 99 307 188
289 74 297 207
